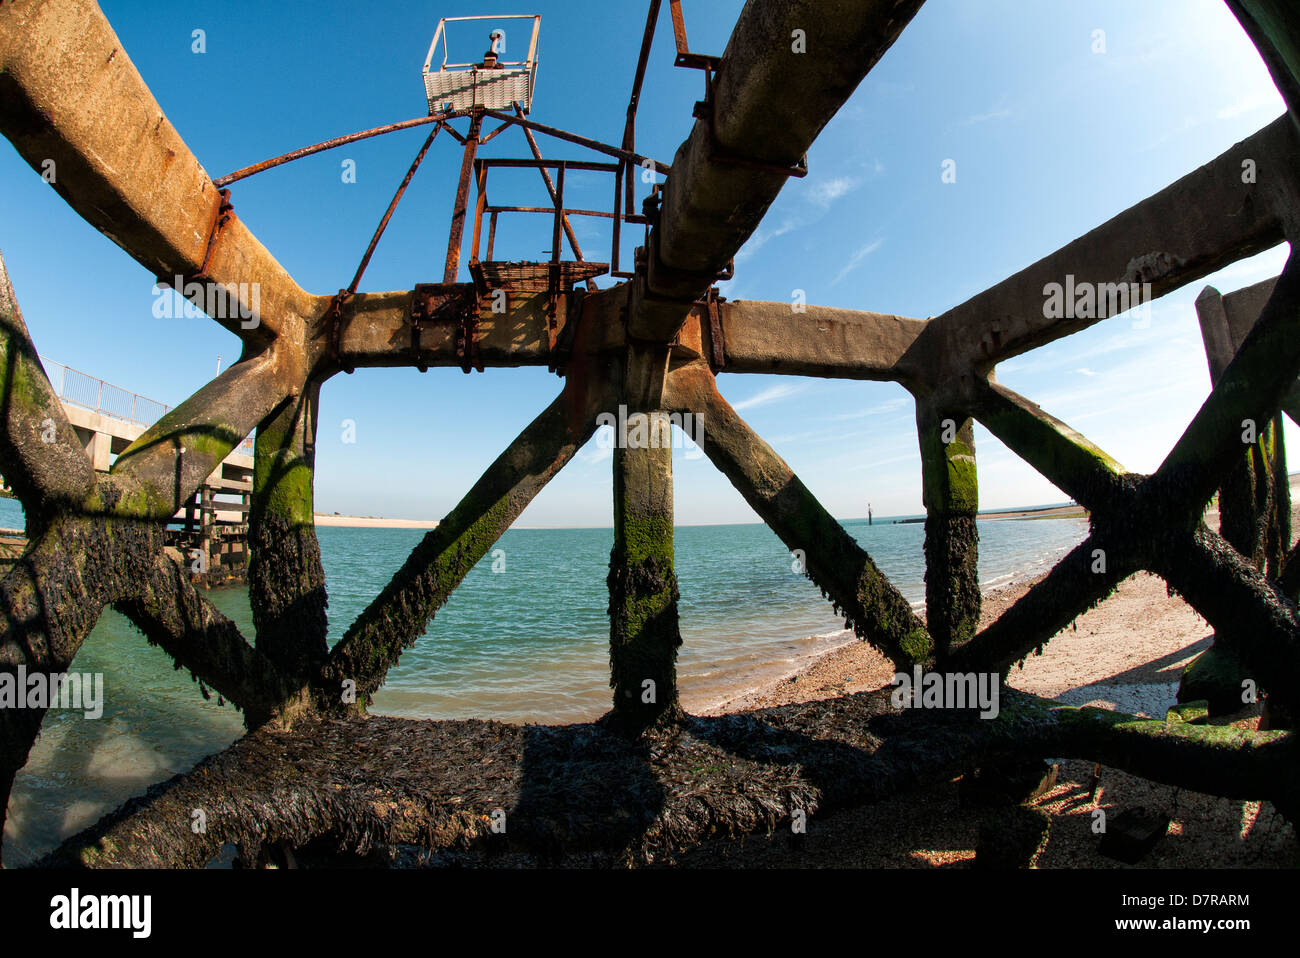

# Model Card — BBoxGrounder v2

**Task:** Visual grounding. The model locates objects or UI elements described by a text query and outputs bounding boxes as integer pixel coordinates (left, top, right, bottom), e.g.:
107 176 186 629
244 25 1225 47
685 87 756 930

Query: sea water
0 494 1086 863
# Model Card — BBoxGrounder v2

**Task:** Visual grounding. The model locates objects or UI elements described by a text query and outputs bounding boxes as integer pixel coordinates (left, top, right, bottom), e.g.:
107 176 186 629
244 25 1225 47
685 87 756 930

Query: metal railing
39 357 254 455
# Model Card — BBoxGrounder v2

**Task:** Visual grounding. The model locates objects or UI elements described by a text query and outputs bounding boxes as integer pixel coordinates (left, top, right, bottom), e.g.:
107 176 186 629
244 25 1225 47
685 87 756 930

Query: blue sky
0 0 1292 526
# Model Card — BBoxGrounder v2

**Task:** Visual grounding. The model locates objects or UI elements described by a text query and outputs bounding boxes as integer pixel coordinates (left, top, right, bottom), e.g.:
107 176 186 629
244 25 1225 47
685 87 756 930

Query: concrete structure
3 361 254 577
2 0 1300 868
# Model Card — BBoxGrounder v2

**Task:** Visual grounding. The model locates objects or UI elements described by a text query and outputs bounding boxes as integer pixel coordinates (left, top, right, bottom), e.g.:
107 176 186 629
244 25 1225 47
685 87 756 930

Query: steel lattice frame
2 0 1300 867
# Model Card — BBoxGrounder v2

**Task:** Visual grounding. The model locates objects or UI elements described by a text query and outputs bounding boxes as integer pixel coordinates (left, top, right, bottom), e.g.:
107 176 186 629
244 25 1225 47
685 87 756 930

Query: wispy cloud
735 219 798 263
807 176 860 208
829 396 911 421
1075 367 1098 377
832 239 884 285
960 106 1012 127
733 383 804 412
578 426 614 465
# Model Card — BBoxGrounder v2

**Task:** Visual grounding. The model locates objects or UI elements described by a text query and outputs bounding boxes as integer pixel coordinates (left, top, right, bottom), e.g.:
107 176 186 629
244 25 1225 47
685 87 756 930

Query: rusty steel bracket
197 188 235 278
703 287 726 372
546 262 563 358
643 231 735 299
551 286 584 376
692 100 807 179
328 289 355 375
410 283 482 373
668 0 722 72
155 187 234 297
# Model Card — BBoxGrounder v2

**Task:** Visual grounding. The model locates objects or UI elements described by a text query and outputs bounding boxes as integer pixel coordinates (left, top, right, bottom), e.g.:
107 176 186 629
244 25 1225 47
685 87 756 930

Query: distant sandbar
314 514 438 529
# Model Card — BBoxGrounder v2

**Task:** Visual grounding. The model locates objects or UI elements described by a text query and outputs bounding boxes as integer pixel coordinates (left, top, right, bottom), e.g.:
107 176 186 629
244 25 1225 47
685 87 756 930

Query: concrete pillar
917 403 980 661
608 411 682 730
249 384 328 680
88 430 112 472
1196 285 1289 576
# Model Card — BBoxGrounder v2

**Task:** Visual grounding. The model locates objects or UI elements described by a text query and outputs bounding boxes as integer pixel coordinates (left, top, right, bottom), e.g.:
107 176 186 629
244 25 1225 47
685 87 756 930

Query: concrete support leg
1218 414 1287 577
249 383 328 680
918 405 980 662
607 412 681 731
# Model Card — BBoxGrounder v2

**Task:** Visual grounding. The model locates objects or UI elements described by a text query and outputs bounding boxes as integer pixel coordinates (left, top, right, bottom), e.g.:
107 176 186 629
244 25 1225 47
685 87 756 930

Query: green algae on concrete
608 432 682 732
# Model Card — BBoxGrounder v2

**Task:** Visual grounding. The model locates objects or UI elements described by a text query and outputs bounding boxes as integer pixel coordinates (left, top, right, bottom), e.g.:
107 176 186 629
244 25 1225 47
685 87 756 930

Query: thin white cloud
828 396 911 421
832 239 884 285
960 106 1012 127
578 426 614 465
735 219 798 263
1075 367 1098 377
807 176 860 207
732 383 804 412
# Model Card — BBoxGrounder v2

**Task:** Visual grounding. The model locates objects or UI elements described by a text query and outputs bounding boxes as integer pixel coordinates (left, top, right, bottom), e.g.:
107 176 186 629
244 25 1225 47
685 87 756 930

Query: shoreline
688 561 1058 717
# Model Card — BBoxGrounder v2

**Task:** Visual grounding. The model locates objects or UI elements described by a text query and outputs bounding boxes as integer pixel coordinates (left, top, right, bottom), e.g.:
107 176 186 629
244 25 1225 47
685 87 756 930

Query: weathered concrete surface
3 0 1300 871
916 404 980 660
114 552 290 725
1196 283 1290 577
972 380 1127 513
328 289 563 371
1155 523 1300 717
608 417 681 730
249 385 328 682
109 350 291 520
1161 257 1300 517
0 250 95 519
0 0 306 344
949 533 1129 677
719 301 925 381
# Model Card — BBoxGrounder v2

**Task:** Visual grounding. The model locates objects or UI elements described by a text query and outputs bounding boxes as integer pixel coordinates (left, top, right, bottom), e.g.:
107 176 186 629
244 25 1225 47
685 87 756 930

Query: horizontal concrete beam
332 289 566 371
719 300 924 381
0 0 305 345
907 115 1300 381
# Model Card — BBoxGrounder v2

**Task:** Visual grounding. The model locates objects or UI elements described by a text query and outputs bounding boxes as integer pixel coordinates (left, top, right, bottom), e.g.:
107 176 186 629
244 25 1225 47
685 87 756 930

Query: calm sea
0 495 1086 863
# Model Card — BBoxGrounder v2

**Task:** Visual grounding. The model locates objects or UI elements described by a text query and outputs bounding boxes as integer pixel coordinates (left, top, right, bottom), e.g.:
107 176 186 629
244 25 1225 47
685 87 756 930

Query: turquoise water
0 494 1087 863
